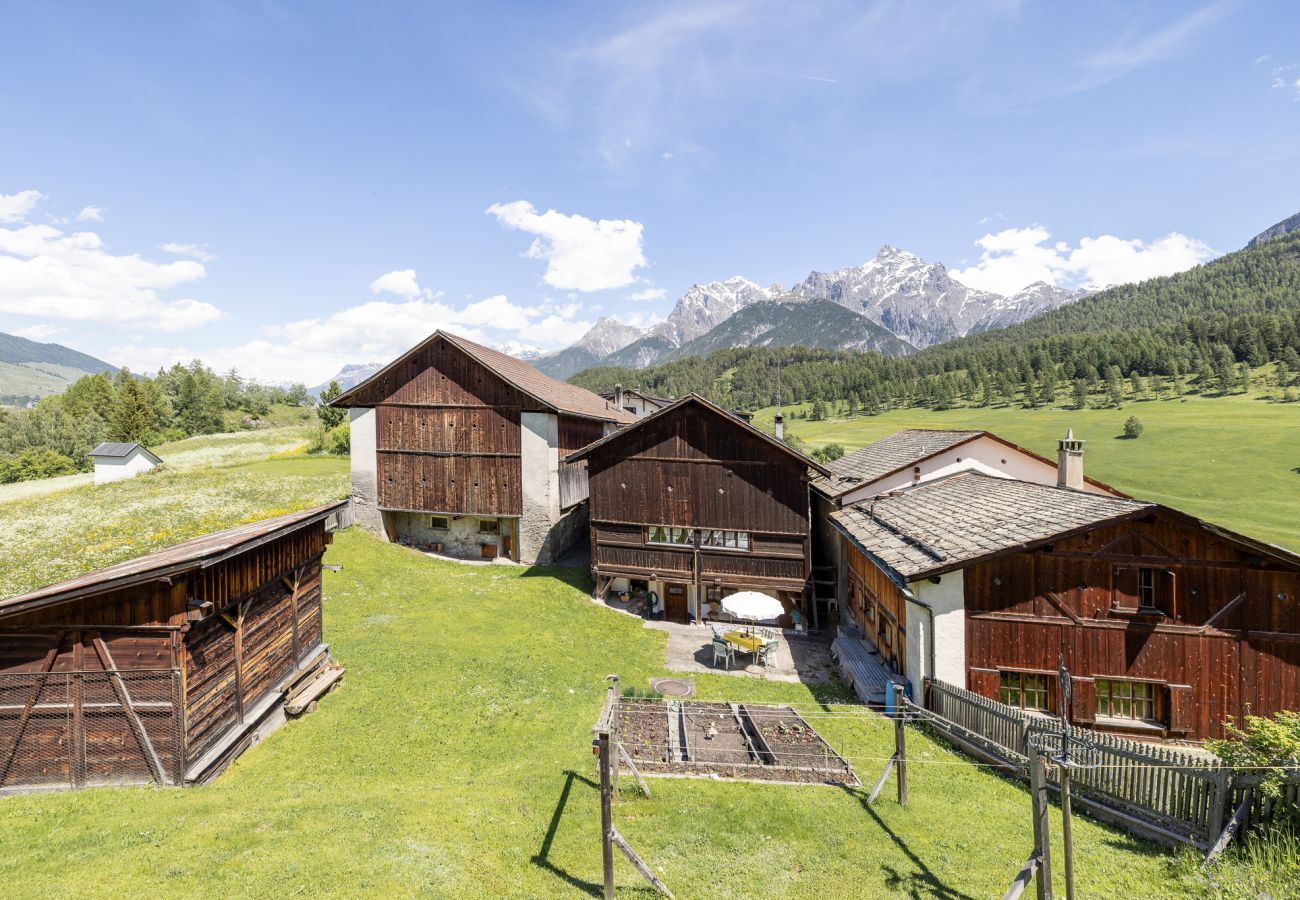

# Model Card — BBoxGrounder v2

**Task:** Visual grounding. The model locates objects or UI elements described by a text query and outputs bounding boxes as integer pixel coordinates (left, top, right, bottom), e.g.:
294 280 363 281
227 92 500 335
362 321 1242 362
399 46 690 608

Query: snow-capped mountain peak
572 317 646 357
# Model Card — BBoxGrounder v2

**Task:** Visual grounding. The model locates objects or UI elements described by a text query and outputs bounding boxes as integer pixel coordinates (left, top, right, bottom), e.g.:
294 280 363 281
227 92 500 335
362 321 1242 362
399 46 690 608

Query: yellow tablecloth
724 631 764 653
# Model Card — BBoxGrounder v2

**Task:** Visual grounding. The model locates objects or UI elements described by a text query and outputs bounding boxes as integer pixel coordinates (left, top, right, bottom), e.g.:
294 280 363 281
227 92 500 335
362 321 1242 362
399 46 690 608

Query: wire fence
0 669 183 792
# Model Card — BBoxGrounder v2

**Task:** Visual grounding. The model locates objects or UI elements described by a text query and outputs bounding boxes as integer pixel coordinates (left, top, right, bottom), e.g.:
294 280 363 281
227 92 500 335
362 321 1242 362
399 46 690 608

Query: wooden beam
89 633 167 785
0 630 65 784
1199 592 1248 633
1041 592 1084 625
1203 790 1252 869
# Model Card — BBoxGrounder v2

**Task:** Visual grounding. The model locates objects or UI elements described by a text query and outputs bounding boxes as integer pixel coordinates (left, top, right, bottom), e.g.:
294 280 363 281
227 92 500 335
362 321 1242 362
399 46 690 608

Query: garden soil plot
617 698 857 786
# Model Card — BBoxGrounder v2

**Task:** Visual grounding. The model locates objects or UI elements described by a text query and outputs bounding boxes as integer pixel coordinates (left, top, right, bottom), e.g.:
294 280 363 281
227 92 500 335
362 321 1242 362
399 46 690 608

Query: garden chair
711 623 725 641
759 638 779 667
712 639 735 670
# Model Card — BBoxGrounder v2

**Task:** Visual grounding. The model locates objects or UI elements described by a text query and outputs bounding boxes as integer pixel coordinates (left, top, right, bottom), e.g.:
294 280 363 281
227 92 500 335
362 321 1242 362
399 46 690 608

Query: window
1096 679 1156 722
646 525 693 546
701 529 751 551
430 516 449 530
1138 568 1157 608
624 405 637 414
478 519 499 535
999 671 1051 712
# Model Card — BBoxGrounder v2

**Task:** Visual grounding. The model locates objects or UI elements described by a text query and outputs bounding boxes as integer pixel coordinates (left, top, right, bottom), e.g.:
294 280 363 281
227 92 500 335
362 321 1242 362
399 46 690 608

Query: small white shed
89 442 163 485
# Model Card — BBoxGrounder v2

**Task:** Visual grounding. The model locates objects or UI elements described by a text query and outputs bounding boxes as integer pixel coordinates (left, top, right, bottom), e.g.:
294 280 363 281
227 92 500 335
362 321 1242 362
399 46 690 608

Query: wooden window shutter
1070 677 1096 724
968 667 1000 699
1113 566 1139 608
1167 684 1194 734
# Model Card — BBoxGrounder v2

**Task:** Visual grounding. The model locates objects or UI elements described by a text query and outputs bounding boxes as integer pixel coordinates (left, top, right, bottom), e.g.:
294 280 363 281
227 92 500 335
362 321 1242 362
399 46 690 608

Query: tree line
570 232 1300 415
0 363 311 483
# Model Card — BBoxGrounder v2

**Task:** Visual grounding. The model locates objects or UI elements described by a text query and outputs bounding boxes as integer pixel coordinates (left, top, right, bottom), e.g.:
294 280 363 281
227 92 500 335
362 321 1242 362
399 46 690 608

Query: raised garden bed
616 698 857 786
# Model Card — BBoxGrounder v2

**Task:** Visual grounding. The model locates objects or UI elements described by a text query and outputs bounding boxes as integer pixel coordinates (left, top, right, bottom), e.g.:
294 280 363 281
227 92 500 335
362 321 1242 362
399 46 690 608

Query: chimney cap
1058 428 1085 451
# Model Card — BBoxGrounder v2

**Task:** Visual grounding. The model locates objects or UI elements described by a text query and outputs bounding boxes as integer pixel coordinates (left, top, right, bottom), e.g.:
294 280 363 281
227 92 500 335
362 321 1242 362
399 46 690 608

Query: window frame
478 518 500 536
1138 567 1157 609
699 529 752 552
998 670 1053 712
645 525 694 547
430 516 450 530
1095 678 1160 724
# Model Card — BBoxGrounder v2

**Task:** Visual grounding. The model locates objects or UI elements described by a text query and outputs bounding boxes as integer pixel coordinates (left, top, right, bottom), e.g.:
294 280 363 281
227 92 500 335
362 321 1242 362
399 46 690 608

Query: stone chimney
1057 429 1085 490
613 384 624 409
774 412 785 441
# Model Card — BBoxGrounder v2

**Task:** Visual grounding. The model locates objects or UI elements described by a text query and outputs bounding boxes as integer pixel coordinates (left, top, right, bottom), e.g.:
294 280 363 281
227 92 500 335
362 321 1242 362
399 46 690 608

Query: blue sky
1 0 1298 383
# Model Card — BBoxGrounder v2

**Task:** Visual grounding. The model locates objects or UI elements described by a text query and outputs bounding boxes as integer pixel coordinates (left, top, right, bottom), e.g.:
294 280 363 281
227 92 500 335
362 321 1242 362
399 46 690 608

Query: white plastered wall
92 451 158 485
520 411 561 564
348 407 385 536
840 435 1115 505
907 569 966 687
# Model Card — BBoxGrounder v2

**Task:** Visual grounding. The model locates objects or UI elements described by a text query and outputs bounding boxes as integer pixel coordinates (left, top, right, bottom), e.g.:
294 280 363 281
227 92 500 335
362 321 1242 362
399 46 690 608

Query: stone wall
389 512 505 560
348 407 385 536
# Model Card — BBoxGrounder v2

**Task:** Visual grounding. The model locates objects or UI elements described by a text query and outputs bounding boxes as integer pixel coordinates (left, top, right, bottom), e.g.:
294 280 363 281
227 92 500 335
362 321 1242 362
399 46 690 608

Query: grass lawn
0 452 347 598
0 529 1210 898
752 391 1300 551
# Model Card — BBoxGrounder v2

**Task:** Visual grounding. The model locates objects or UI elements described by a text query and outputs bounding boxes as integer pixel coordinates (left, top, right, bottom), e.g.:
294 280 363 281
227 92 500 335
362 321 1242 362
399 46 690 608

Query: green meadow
752 390 1300 552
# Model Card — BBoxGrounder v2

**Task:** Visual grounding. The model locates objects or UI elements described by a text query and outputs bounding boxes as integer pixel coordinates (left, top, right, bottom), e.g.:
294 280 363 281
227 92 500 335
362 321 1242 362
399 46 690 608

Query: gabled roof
830 471 1152 581
603 388 671 406
331 330 636 424
813 428 1124 498
563 393 832 475
88 442 163 465
0 501 347 616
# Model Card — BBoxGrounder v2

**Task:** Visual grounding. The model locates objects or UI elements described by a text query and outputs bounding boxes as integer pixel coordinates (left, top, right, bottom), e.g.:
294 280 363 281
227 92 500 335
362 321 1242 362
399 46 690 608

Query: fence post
893 683 908 807
1029 744 1054 900
598 728 615 899
609 675 620 797
1206 769 1229 844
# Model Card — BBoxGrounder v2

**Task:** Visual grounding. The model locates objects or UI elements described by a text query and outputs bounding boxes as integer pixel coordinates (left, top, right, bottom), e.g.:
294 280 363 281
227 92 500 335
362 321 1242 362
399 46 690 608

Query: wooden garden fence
920 678 1299 849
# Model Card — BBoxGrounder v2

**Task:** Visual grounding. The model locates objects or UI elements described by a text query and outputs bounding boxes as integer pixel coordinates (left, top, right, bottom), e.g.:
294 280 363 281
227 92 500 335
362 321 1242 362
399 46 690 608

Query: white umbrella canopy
720 591 784 624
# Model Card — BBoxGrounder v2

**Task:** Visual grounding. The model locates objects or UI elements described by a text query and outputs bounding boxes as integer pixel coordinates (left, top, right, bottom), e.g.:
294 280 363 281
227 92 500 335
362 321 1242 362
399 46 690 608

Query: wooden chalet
566 394 830 627
601 384 671 419
0 503 345 792
332 330 635 565
828 435 1300 742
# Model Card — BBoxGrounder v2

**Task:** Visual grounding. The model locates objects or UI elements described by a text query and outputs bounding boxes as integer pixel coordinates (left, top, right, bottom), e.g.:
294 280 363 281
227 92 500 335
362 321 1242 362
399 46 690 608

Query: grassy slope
0 451 347 598
753 391 1300 552
0 529 1204 898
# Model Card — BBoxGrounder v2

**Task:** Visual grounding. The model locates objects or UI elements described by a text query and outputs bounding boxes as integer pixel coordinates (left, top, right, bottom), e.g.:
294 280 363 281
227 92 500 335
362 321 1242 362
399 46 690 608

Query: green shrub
0 449 80 483
308 422 350 456
1122 415 1144 439
1207 711 1300 800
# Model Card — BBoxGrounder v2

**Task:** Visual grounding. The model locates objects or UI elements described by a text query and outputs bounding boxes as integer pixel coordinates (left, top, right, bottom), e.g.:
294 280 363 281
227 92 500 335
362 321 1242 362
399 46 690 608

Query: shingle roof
814 429 982 496
332 331 635 424
88 442 162 463
0 501 347 614
830 471 1152 580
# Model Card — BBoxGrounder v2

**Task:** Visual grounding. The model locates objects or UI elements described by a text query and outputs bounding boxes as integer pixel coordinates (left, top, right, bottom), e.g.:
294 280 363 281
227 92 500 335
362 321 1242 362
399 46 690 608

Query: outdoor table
724 631 767 663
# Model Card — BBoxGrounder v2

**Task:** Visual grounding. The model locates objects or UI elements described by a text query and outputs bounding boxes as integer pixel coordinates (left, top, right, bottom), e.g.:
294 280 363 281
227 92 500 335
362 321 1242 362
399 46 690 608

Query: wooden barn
566 394 830 627
333 330 634 565
0 502 345 793
828 434 1300 742
602 384 671 419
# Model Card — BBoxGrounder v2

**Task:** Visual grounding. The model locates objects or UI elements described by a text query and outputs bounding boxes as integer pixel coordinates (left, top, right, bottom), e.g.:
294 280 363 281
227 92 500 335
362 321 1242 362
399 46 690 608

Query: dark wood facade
573 396 826 624
0 505 340 792
963 511 1300 741
846 546 910 677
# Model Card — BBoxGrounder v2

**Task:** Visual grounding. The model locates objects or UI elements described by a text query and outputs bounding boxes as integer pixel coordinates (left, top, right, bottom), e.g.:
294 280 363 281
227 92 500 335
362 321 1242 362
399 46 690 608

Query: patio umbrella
720 591 784 631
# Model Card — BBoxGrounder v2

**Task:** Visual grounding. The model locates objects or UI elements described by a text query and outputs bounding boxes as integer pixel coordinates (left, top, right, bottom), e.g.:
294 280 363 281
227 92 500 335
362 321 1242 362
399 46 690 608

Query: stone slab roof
830 471 1152 580
814 429 982 496
89 442 162 464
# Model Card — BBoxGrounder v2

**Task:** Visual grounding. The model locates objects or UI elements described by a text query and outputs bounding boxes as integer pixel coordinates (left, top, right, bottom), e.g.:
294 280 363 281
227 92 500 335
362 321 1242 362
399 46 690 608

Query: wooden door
664 584 688 622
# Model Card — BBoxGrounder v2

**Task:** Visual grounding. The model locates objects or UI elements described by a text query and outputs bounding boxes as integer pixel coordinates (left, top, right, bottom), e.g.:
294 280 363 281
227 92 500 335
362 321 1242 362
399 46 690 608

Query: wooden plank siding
0 514 334 791
963 511 1300 741
845 541 910 676
584 401 817 606
557 415 605 509
358 337 532 518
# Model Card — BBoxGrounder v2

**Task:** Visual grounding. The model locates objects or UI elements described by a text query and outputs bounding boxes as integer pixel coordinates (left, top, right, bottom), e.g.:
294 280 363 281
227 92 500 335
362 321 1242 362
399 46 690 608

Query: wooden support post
1203 789 1252 869
0 630 65 785
867 754 897 804
1029 746 1053 900
611 829 675 898
1061 767 1075 900
1206 769 1229 843
90 633 167 786
598 729 615 900
617 742 651 797
1003 852 1041 900
609 675 619 797
893 683 908 807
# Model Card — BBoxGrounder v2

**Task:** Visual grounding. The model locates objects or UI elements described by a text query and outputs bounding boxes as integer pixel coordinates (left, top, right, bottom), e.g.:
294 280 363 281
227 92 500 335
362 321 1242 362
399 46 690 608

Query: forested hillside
570 231 1300 412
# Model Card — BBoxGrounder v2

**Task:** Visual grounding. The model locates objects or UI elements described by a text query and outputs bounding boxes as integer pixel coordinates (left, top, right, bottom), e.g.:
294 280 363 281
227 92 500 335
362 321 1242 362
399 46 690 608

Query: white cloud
76 205 105 222
151 287 596 384
369 268 424 299
160 241 216 262
951 225 1216 295
0 190 43 224
0 197 223 331
486 200 647 292
10 323 62 341
1085 2 1233 72
628 287 667 302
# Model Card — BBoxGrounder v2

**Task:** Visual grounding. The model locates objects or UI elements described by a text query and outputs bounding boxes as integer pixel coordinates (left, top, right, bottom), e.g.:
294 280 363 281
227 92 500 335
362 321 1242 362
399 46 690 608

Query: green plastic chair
712 639 735 670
